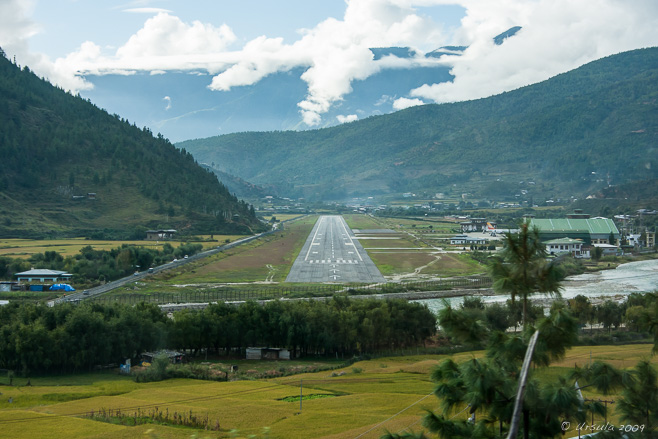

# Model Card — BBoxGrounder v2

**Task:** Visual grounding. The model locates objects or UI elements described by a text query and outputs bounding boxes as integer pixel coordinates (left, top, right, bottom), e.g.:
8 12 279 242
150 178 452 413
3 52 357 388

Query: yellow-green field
117 214 485 290
1 344 655 439
342 214 384 230
116 217 317 289
0 236 247 259
342 215 486 278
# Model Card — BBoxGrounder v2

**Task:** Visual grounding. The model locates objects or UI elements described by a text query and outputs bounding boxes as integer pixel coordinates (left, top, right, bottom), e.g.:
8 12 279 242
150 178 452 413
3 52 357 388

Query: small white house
145 229 177 241
544 237 587 258
450 234 488 246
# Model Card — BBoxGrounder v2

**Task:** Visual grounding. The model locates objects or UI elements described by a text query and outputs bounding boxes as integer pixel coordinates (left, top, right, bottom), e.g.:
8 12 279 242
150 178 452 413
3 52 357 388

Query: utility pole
506 330 540 439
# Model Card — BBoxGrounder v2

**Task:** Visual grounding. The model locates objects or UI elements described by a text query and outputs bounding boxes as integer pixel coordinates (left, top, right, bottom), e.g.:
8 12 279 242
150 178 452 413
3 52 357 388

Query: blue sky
28 2 363 58
2 0 658 127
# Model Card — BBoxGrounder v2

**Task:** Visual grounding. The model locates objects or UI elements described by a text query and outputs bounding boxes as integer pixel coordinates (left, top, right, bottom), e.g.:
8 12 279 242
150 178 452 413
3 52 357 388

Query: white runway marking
287 215 384 282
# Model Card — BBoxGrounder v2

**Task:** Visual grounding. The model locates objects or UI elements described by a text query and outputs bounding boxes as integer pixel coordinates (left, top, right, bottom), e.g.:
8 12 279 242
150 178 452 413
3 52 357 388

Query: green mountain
0 49 264 238
199 164 270 199
179 48 658 202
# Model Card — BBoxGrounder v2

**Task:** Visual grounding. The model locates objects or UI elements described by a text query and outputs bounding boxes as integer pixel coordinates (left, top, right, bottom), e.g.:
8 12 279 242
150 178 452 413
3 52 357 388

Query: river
418 259 658 313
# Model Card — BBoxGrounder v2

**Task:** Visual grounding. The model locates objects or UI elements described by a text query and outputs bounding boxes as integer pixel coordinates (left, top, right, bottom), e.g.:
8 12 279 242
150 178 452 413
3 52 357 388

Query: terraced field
1 344 655 438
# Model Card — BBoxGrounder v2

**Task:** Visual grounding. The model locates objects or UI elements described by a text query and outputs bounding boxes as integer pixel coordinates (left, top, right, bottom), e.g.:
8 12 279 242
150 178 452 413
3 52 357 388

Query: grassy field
369 252 485 277
104 213 486 296
0 344 655 438
0 237 246 259
344 215 486 279
341 214 384 230
2 214 491 304
106 217 318 293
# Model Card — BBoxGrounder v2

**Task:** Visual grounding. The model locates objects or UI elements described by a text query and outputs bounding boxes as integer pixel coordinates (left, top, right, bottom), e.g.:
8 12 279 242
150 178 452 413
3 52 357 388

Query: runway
285 215 386 283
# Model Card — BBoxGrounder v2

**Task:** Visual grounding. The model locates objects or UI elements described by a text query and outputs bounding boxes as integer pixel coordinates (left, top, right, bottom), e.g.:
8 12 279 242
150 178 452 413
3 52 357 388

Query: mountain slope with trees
180 47 658 201
0 48 264 238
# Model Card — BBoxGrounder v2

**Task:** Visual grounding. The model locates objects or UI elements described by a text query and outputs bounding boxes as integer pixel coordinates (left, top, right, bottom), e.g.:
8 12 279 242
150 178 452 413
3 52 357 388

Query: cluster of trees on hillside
0 243 203 285
0 297 436 374
0 48 263 236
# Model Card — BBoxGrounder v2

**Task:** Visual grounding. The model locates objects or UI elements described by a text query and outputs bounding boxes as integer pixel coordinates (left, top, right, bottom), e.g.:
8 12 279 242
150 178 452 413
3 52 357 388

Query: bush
133 354 170 382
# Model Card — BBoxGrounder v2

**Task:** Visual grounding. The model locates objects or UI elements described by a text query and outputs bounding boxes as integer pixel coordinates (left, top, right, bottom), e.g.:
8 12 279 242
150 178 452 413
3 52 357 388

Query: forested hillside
180 48 658 201
0 49 264 238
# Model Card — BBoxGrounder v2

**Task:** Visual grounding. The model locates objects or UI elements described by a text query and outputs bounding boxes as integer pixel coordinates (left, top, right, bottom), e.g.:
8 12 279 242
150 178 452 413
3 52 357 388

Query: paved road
47 227 280 306
286 215 385 283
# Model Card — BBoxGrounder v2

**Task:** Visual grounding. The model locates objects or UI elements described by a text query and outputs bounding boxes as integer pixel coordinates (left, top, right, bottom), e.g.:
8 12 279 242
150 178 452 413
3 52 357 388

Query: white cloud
393 97 425 109
208 0 450 125
163 95 172 110
0 0 38 50
337 114 359 123
410 0 658 104
4 0 658 127
0 0 93 91
21 12 239 91
117 13 236 58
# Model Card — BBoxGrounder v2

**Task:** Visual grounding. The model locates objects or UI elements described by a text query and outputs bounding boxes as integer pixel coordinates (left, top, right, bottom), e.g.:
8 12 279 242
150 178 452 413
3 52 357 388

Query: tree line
0 243 203 286
0 297 436 375
455 292 658 339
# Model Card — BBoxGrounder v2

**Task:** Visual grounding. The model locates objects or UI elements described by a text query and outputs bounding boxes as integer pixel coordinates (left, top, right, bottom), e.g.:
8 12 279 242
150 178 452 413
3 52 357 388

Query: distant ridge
180 48 658 202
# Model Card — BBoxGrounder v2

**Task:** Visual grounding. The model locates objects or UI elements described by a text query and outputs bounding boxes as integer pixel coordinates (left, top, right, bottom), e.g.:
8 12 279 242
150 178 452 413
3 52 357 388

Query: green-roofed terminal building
529 218 620 246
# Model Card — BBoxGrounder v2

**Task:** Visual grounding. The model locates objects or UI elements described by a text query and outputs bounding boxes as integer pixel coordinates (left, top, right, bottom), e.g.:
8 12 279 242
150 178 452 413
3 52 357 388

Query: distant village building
246 347 291 360
145 229 177 241
544 237 587 258
529 218 620 245
627 231 657 249
566 209 590 219
450 234 488 246
592 243 619 256
14 269 73 283
140 350 185 365
647 231 656 248
0 281 19 292
460 218 490 232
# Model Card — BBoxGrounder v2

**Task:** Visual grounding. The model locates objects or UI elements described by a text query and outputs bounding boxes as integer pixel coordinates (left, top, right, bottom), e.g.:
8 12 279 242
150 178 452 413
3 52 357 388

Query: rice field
0 237 246 259
0 344 655 439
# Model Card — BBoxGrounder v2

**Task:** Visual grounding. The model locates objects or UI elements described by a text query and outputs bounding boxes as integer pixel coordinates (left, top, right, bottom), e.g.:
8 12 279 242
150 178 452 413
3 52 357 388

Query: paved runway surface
286 215 386 283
